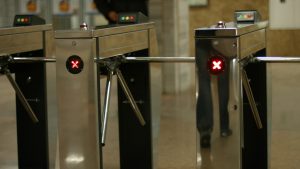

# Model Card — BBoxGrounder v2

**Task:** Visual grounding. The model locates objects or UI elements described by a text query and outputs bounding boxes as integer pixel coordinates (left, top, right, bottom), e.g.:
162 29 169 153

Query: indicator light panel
235 10 261 24
207 56 226 75
66 55 84 74
117 12 148 24
13 15 45 27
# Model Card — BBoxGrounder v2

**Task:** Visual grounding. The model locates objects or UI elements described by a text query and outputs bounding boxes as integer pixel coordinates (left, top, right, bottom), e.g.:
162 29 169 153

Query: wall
150 0 192 93
0 0 17 27
189 0 300 56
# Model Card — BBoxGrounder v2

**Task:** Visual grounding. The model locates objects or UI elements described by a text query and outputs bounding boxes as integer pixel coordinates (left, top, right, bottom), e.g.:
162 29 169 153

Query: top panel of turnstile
0 24 52 36
195 21 268 38
55 22 155 39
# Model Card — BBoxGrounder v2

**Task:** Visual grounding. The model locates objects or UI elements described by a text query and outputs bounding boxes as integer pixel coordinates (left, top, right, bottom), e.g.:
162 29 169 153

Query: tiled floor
1 63 300 169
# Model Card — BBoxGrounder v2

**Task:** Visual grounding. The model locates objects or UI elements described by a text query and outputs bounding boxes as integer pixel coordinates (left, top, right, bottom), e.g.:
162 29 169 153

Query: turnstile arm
124 56 195 62
116 68 146 126
241 56 300 65
0 55 39 123
101 70 114 146
241 69 263 129
4 69 39 123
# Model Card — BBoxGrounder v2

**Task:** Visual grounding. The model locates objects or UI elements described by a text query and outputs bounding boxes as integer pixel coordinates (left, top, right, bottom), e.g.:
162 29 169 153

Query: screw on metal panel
72 41 77 46
232 43 237 48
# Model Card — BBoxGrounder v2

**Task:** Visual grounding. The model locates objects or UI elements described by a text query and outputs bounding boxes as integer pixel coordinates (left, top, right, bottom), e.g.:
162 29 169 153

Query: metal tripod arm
241 69 263 129
101 70 114 146
124 56 195 63
4 69 39 123
115 68 146 126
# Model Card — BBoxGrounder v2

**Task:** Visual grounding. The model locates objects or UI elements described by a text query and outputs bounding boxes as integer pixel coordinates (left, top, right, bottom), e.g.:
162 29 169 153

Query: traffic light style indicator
13 15 45 26
117 12 148 24
120 15 135 22
16 17 30 24
234 10 261 23
66 55 84 74
207 56 226 75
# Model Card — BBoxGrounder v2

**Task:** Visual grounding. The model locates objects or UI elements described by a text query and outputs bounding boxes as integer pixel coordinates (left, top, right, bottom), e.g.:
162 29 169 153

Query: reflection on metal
254 56 300 63
12 57 56 63
195 20 268 169
123 56 195 62
12 56 195 63
241 69 263 129
240 56 300 67
65 154 85 164
101 71 114 146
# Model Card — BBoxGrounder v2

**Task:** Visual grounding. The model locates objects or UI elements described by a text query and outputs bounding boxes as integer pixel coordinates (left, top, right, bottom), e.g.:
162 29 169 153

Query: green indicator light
17 18 21 22
121 16 125 20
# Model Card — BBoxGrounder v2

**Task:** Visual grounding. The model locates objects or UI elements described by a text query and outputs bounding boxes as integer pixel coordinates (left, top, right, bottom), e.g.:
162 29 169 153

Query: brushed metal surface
195 21 268 37
0 32 43 55
55 38 100 169
55 22 160 169
195 37 240 169
55 22 155 39
98 30 148 58
239 29 266 59
0 24 52 36
195 20 267 169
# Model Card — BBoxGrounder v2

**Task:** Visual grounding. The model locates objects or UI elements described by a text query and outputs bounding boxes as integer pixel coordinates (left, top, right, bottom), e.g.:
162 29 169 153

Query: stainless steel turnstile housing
195 21 268 169
55 22 159 169
0 24 53 169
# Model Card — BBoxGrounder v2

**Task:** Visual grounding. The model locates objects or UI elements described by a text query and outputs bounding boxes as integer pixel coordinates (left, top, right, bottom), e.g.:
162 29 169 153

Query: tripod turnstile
55 22 159 169
0 24 53 169
195 21 268 169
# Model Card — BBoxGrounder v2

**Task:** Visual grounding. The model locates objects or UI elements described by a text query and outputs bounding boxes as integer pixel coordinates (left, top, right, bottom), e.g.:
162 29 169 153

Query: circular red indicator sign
66 55 84 74
207 56 225 75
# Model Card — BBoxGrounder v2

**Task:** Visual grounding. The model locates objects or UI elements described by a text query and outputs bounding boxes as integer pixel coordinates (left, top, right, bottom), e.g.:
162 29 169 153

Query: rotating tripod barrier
9 54 194 169
195 20 269 169
0 24 53 169
54 22 167 169
2 20 281 169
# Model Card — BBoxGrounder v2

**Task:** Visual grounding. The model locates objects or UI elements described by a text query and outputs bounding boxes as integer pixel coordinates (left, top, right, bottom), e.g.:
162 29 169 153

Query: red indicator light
66 55 84 74
71 60 79 69
130 16 134 20
207 56 225 75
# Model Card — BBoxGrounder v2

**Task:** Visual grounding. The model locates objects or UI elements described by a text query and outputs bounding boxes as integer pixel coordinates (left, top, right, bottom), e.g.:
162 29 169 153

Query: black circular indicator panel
66 55 84 74
207 56 226 75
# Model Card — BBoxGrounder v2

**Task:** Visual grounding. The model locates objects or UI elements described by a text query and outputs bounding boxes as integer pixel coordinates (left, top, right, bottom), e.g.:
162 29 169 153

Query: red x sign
212 60 222 70
71 60 79 69
207 56 225 75
66 55 84 74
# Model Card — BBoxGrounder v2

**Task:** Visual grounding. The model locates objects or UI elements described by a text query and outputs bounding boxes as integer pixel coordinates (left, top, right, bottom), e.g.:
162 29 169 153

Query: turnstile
0 24 53 169
195 21 268 169
55 22 159 169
